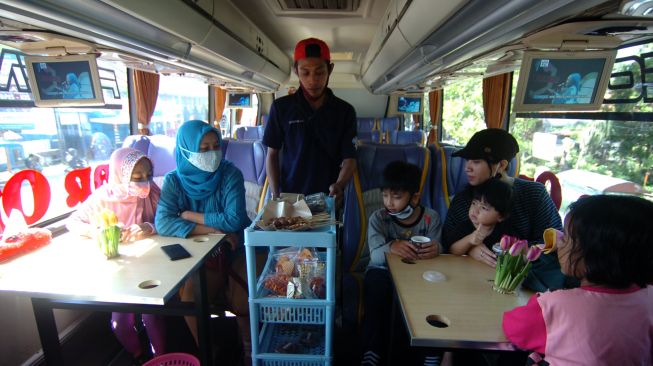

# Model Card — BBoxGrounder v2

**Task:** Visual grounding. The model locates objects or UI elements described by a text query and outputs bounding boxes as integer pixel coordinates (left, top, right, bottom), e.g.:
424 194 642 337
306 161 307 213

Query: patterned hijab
175 120 224 200
94 147 160 226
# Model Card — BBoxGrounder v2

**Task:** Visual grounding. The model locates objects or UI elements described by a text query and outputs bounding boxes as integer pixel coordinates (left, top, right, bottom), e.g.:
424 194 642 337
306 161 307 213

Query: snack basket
245 197 335 366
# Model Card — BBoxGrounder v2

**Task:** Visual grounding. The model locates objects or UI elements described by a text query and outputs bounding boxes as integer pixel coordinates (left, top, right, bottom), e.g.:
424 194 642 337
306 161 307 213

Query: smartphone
160 244 191 261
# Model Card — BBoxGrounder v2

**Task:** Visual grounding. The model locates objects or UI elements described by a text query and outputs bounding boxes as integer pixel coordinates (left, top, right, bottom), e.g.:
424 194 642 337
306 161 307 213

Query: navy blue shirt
263 87 357 195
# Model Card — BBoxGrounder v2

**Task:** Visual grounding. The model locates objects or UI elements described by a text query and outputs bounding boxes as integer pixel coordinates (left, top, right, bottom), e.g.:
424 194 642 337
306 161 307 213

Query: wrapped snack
305 192 327 214
0 227 52 263
287 277 303 299
275 256 295 276
263 273 290 296
310 276 326 299
296 247 316 261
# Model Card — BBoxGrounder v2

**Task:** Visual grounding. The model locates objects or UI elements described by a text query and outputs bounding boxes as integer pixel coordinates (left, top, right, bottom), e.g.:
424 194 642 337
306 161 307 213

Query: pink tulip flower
508 239 527 256
526 245 543 262
500 235 517 251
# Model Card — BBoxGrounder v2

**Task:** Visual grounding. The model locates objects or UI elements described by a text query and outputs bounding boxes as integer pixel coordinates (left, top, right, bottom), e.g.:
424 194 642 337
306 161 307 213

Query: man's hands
328 182 344 208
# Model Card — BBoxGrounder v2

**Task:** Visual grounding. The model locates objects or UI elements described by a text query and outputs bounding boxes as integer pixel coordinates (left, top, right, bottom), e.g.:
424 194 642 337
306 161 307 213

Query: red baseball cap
293 38 330 62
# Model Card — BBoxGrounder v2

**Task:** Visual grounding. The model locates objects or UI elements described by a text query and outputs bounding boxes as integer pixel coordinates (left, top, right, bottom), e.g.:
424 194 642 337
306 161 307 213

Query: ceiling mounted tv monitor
25 54 105 107
391 94 423 115
227 92 252 108
513 50 617 112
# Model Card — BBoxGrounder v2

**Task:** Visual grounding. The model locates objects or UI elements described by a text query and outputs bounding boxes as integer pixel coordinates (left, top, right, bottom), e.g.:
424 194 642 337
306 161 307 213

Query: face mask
181 147 222 172
128 181 150 199
387 203 414 220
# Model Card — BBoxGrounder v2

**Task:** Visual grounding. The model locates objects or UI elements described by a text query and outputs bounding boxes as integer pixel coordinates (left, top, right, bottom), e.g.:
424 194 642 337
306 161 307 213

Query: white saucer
422 270 446 282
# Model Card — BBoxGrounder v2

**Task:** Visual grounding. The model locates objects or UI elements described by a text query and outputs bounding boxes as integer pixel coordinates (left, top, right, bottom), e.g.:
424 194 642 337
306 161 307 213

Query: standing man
263 38 357 206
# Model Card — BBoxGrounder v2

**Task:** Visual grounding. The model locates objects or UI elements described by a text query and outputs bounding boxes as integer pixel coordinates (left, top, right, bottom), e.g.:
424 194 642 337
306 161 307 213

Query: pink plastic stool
142 352 200 366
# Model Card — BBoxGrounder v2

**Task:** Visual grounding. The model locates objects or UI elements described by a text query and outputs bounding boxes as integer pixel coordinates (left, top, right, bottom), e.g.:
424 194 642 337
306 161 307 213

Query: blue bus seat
379 117 400 134
223 139 267 221
341 144 432 329
356 117 377 132
356 130 382 144
387 130 425 145
429 144 520 220
122 134 176 189
235 126 264 140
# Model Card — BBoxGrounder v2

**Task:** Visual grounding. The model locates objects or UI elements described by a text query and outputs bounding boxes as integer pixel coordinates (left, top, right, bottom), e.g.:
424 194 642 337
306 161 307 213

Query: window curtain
133 70 160 135
482 72 512 129
427 89 442 145
214 86 227 128
235 109 243 125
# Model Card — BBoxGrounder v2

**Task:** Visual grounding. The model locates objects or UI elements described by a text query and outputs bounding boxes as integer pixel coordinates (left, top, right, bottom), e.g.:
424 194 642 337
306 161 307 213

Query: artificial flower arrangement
97 208 120 259
493 228 559 294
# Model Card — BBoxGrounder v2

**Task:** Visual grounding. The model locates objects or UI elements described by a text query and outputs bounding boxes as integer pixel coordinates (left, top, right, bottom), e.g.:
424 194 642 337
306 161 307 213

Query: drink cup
410 235 430 248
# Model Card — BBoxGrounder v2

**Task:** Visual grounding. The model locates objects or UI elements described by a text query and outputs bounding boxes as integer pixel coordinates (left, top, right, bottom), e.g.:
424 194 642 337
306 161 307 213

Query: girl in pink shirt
503 195 653 365
67 147 165 363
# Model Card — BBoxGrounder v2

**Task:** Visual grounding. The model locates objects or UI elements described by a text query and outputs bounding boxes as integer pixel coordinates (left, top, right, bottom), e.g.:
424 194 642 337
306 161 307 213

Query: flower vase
492 252 530 295
98 226 120 259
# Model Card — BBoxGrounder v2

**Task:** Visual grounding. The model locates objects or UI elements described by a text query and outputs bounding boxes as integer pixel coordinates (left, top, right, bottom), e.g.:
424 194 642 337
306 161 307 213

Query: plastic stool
142 352 200 366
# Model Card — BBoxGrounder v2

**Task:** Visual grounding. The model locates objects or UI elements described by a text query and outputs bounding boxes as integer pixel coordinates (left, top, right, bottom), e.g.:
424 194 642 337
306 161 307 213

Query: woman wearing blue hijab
155 120 252 361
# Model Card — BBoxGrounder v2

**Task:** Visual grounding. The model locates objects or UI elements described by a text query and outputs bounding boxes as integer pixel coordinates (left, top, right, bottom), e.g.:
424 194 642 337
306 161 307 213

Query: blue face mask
180 147 222 172
387 203 414 220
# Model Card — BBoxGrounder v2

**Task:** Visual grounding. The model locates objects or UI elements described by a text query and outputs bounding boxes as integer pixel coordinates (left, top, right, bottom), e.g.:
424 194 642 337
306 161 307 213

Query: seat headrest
122 134 176 177
356 144 429 192
223 139 267 185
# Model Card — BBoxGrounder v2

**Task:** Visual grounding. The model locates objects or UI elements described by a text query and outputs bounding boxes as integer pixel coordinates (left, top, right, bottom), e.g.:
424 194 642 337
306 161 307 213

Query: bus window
441 76 486 145
150 74 209 137
0 45 129 228
509 42 653 214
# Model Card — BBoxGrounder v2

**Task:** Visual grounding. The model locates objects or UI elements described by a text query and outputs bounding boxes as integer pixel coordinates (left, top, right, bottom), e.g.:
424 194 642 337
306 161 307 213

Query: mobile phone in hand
161 244 191 261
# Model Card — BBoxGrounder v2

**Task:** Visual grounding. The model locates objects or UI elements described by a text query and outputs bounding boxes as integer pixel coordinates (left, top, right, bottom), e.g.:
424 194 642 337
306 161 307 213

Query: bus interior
1 0 652 365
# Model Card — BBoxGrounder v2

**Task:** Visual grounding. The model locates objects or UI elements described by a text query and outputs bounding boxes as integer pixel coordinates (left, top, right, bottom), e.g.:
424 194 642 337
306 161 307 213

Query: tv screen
227 93 252 108
513 50 616 112
25 54 105 107
388 94 424 115
396 95 422 114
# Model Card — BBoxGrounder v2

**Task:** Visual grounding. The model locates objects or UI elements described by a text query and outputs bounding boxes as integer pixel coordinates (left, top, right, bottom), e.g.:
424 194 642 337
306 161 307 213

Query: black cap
452 128 519 163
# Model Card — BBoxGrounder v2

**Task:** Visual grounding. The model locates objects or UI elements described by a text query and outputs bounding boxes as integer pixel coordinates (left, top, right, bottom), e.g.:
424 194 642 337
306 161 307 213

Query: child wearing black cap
442 128 567 292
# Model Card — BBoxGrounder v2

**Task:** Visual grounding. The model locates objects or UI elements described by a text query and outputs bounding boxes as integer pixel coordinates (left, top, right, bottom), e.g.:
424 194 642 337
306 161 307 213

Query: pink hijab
67 148 161 236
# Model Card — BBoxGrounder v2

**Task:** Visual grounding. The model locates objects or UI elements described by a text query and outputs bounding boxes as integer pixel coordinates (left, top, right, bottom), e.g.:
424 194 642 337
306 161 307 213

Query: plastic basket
142 353 200 366
260 303 326 323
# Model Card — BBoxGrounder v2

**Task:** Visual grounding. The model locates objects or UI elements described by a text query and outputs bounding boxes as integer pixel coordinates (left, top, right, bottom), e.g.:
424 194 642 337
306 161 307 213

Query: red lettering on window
94 164 109 189
64 167 92 207
1 170 51 226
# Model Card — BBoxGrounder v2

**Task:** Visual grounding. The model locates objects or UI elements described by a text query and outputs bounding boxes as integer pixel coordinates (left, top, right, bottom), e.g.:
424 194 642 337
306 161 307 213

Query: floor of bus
43 311 525 365
41 311 366 366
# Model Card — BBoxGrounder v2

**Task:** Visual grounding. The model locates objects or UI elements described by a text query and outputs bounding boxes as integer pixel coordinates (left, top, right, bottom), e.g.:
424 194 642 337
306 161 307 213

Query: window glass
149 74 208 137
221 93 259 138
509 42 653 214
441 77 486 145
0 45 129 228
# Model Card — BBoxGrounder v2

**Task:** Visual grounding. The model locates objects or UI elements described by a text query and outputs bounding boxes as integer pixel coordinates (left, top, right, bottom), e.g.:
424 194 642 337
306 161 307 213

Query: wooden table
386 254 532 350
0 232 225 365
